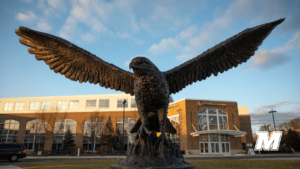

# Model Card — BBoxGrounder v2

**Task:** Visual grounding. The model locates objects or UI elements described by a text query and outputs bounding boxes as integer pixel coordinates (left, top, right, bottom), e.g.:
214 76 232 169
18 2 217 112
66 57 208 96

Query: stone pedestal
110 131 194 169
110 164 195 169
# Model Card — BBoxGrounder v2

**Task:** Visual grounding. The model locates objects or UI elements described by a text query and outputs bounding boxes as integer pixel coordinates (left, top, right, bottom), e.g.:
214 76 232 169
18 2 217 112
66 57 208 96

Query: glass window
99 99 109 108
86 100 96 109
219 116 228 130
4 103 13 111
131 98 136 108
57 101 67 110
208 108 217 114
29 102 39 110
14 102 24 111
41 102 50 110
24 119 47 150
69 100 79 110
167 115 180 146
117 118 137 150
210 134 219 141
117 99 128 108
83 119 106 151
0 120 20 143
208 116 218 130
199 134 208 141
52 119 77 150
198 114 208 131
198 108 228 131
199 134 230 154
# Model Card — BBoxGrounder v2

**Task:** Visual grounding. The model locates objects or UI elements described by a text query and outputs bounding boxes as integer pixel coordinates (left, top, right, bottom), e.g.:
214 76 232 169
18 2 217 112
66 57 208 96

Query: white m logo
254 131 282 151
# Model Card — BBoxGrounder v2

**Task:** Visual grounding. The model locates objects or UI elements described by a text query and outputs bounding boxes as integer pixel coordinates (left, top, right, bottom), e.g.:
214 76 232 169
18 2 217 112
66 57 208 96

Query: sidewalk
23 153 300 160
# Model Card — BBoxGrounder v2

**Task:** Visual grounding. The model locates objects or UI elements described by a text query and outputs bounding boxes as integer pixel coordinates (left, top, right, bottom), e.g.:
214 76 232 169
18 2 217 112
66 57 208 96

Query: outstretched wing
16 27 135 95
164 19 284 94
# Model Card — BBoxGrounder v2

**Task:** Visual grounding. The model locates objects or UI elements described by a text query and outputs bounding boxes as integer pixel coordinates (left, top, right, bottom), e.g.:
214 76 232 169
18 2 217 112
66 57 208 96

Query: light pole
269 109 277 131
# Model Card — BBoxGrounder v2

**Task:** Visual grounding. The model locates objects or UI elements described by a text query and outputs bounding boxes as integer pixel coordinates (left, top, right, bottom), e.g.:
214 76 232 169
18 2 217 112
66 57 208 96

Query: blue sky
0 0 299 132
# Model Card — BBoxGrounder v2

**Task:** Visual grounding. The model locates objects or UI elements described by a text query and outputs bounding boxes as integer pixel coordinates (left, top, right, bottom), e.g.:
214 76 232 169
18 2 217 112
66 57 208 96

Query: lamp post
269 109 277 131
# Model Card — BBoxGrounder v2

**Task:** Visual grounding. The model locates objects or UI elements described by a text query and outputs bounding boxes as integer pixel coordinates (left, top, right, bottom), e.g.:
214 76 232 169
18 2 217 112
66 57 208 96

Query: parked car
0 143 27 161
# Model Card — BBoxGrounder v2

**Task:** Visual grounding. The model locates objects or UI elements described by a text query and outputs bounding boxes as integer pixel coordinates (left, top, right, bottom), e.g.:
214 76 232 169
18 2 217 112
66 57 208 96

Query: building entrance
199 134 230 154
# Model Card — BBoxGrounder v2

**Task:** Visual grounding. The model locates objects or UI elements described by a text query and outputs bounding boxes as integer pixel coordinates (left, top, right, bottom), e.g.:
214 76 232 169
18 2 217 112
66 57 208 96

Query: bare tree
33 109 68 152
35 110 68 150
259 124 271 131
289 118 300 129
278 122 289 130
278 118 300 130
51 113 68 149
83 112 106 151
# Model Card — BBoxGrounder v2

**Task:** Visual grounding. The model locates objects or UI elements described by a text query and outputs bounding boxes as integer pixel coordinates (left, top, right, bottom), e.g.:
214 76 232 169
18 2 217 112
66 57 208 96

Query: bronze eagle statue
15 18 284 144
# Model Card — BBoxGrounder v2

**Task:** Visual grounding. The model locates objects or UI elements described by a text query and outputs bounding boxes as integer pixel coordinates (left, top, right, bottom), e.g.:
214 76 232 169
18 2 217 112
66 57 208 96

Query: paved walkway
1 153 299 169
0 162 22 169
22 153 300 159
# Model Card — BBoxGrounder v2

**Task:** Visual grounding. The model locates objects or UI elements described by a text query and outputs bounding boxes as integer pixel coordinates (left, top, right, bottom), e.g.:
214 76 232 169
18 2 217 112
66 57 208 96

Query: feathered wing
164 19 285 94
15 27 135 95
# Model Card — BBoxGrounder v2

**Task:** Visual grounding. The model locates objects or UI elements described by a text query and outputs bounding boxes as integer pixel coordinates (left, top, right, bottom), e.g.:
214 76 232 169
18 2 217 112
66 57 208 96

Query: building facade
0 94 253 155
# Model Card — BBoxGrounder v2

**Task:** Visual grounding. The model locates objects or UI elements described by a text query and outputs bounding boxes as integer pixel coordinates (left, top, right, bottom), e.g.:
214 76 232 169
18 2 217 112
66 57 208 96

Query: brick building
0 94 253 155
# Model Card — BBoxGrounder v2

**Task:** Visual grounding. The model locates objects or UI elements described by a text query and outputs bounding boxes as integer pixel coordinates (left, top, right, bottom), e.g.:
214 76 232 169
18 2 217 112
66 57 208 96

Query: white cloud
178 26 197 41
15 11 37 23
249 31 300 70
59 0 116 43
251 109 300 130
254 101 290 115
124 57 134 68
148 38 182 54
148 26 198 55
59 17 78 40
81 32 96 43
36 19 52 31
47 0 66 11
249 50 291 71
147 0 299 62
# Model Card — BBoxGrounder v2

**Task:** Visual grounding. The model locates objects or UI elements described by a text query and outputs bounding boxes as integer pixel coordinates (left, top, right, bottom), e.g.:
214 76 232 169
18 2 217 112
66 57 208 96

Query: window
24 119 47 150
167 115 180 146
0 120 20 143
52 119 77 150
117 99 128 108
57 101 67 110
29 102 39 110
4 103 13 111
99 99 109 108
69 100 79 110
41 101 50 110
83 119 106 151
198 108 228 131
198 109 229 154
14 102 24 111
86 100 96 109
117 118 137 150
131 98 136 108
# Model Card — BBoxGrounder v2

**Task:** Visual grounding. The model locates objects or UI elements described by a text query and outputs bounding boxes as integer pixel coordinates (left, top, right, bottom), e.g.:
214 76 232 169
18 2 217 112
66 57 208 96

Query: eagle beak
129 62 133 70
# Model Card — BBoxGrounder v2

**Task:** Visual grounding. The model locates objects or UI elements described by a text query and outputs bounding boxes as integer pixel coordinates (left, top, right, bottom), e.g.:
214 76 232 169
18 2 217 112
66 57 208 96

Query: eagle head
129 57 159 76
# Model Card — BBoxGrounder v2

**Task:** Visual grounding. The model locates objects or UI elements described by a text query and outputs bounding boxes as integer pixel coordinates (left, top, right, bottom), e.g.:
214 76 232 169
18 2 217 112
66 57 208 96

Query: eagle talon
135 124 150 139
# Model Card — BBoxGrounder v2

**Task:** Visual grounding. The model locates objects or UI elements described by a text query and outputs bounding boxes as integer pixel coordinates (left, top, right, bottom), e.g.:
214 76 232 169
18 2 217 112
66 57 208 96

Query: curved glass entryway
198 109 230 154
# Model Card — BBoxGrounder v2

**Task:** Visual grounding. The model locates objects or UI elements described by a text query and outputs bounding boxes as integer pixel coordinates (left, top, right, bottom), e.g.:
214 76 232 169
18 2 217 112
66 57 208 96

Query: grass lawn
15 160 300 169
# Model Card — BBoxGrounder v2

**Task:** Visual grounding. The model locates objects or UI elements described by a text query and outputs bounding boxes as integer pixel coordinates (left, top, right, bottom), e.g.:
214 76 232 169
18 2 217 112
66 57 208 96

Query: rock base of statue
110 131 194 169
